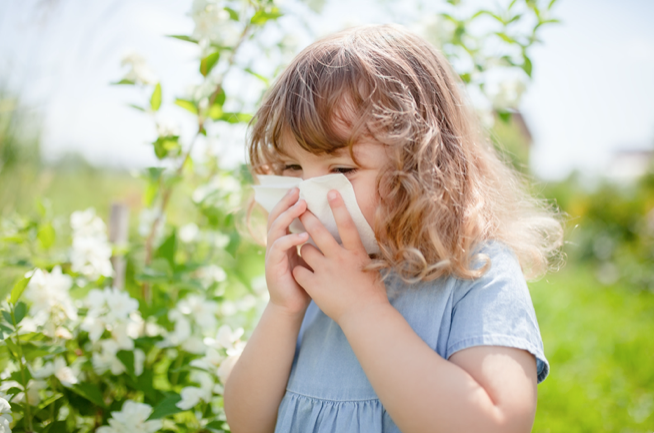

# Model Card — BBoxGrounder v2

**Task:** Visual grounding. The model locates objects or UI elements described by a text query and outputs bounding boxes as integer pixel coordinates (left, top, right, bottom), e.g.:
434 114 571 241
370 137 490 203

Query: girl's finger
268 232 309 263
298 242 322 270
268 199 307 243
299 210 340 257
327 190 366 252
266 187 299 232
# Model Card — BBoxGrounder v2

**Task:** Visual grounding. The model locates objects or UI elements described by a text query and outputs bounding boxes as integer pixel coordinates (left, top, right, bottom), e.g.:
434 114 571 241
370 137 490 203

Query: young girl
224 24 563 433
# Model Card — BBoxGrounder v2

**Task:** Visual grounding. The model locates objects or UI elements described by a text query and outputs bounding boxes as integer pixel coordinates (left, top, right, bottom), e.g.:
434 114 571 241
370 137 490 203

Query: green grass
530 266 654 432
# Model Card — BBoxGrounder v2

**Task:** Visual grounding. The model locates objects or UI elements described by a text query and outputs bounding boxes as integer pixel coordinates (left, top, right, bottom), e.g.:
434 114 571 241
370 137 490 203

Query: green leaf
208 104 223 120
2 310 13 325
548 0 558 9
37 223 55 249
128 103 146 112
10 276 31 304
13 302 26 325
224 7 239 20
71 383 106 408
117 350 136 377
244 68 269 86
167 35 199 44
522 53 533 77
175 98 198 115
200 51 221 77
147 393 183 420
506 14 522 25
156 230 177 268
206 420 225 430
219 112 253 124
150 83 162 112
144 182 158 207
496 32 516 44
43 421 67 433
111 79 136 85
153 137 180 160
497 110 512 123
250 7 282 25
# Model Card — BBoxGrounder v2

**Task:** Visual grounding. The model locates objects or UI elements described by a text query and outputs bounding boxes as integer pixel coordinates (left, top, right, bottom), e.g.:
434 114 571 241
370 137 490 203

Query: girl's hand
264 187 312 317
292 190 390 325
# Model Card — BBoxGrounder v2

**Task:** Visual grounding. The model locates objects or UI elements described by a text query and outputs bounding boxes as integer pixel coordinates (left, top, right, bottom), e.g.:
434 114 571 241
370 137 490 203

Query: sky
0 0 653 180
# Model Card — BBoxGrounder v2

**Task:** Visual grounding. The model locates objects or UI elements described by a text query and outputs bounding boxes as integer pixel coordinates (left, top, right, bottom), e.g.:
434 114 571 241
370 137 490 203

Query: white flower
55 327 73 339
197 264 227 288
53 358 78 387
235 294 257 312
491 78 526 110
179 223 199 243
190 347 224 371
97 400 162 433
211 325 244 350
177 386 207 410
71 208 107 239
134 349 145 377
156 120 180 138
189 0 240 48
71 236 113 280
211 231 230 249
177 295 218 330
24 266 78 329
0 397 12 433
182 336 206 355
220 300 237 316
92 340 125 376
104 288 140 324
70 209 114 281
120 52 158 86
33 357 78 387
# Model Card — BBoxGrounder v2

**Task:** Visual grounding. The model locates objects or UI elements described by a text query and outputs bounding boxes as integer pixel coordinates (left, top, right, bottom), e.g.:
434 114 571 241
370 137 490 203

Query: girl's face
279 134 391 230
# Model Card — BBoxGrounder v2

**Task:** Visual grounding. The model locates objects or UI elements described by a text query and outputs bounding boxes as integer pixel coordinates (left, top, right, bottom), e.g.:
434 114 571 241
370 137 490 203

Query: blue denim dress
274 243 549 433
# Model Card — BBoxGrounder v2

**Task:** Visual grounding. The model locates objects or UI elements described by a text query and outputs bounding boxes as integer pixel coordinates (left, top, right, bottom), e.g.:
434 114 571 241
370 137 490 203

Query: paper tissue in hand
252 173 380 255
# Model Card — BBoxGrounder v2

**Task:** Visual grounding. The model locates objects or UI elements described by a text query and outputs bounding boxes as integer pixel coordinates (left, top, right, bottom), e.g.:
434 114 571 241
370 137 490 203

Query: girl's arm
338 304 537 433
225 188 312 432
223 303 305 433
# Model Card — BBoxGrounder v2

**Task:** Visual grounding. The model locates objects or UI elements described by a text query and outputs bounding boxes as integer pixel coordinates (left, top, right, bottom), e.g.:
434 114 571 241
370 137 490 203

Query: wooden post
109 203 129 290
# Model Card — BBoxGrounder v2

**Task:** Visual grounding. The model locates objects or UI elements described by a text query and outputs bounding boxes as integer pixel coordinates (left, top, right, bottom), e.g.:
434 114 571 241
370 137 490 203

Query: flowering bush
0 0 557 431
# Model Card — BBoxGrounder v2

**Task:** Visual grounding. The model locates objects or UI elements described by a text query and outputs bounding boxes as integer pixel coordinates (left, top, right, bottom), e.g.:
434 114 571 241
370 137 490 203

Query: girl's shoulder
382 240 549 383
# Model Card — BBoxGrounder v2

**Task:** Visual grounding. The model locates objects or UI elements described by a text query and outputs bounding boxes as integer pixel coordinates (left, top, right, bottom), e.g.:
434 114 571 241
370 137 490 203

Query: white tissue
252 174 380 255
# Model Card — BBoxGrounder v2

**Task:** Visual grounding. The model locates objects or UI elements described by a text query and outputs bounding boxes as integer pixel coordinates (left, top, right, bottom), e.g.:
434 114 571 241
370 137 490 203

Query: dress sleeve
445 243 550 383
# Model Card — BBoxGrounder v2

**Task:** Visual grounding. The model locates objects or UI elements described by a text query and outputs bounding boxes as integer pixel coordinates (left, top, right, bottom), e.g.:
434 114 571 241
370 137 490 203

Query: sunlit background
0 0 653 431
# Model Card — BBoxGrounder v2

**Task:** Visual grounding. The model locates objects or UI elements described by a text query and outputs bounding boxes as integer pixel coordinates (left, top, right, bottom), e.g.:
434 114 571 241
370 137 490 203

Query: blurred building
605 148 654 182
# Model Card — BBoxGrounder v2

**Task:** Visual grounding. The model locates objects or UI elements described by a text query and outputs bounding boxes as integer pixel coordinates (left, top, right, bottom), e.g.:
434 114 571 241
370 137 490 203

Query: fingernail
328 190 337 201
287 187 298 196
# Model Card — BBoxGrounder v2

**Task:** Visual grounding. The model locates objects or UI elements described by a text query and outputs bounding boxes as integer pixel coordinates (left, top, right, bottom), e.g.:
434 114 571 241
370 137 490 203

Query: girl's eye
283 164 301 171
333 167 357 175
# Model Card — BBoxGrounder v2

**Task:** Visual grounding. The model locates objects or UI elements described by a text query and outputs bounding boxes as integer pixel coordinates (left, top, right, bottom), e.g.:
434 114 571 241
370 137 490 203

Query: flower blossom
0 396 12 433
70 208 113 281
120 52 158 86
97 400 162 433
189 0 241 50
176 371 215 410
32 357 78 387
23 266 77 334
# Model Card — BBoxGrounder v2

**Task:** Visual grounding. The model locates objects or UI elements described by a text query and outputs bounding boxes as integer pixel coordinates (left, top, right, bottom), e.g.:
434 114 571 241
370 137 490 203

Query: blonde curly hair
245 23 563 283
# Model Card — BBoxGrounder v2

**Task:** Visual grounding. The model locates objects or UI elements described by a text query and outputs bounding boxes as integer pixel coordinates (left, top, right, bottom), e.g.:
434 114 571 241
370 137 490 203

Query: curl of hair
245 24 564 283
